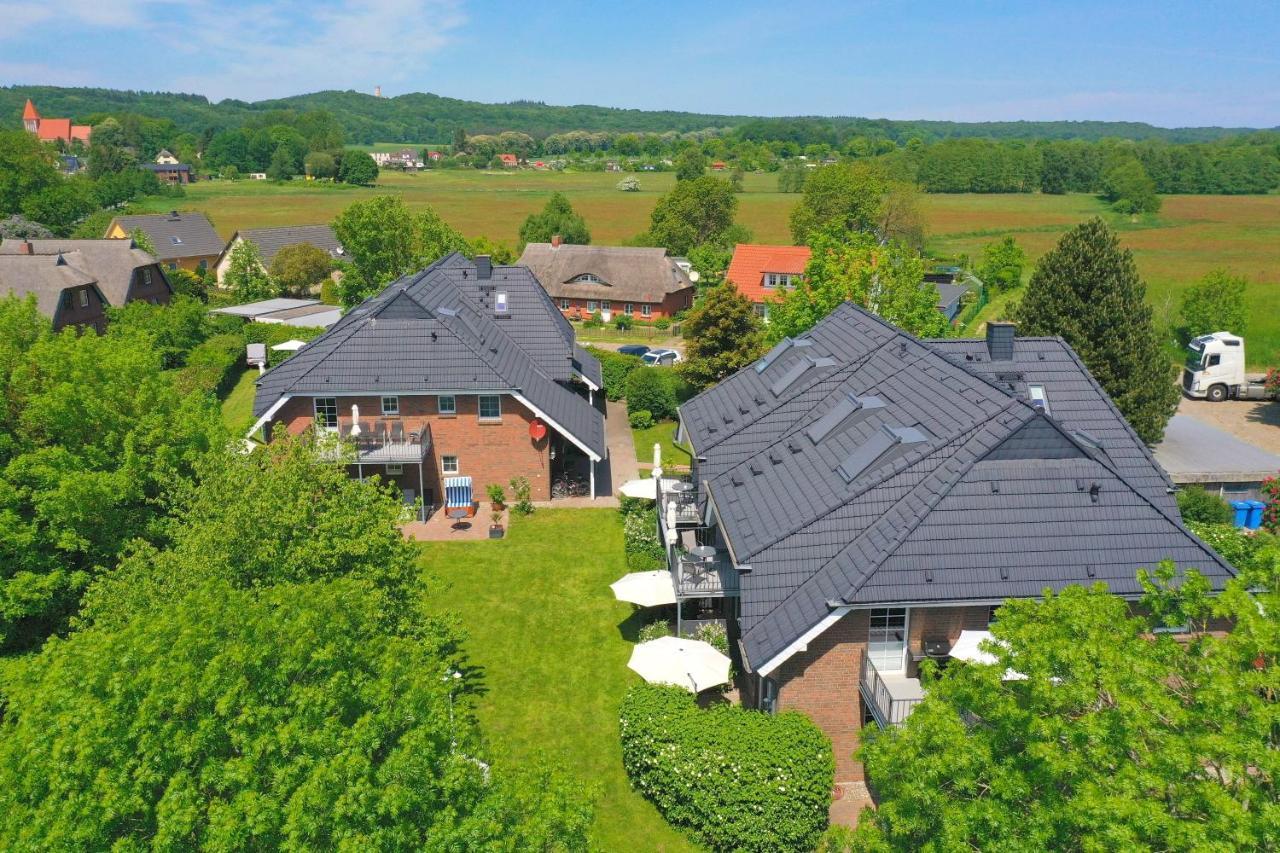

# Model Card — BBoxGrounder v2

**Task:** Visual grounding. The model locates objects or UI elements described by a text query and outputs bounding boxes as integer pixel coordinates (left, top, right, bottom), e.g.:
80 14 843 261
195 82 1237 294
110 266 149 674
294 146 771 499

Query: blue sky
1 0 1277 127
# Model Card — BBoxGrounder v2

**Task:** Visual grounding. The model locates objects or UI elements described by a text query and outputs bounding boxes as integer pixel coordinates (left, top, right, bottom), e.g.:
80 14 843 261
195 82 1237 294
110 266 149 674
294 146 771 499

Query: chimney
551 234 562 248
17 240 33 255
475 255 492 280
986 321 1016 361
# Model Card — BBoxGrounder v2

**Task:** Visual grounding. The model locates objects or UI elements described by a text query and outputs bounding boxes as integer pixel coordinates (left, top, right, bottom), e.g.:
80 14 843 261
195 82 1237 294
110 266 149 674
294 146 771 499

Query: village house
659 305 1234 793
21 99 92 146
0 238 172 307
726 243 968 323
155 149 180 165
214 224 343 286
105 211 223 274
517 240 696 322
251 253 607 513
140 162 192 185
498 153 519 168
0 252 109 332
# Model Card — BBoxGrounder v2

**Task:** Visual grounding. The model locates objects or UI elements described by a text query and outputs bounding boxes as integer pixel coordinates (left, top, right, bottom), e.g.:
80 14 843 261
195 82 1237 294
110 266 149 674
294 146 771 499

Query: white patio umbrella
610 570 677 607
949 630 1026 681
620 478 658 499
350 404 361 436
628 636 731 693
653 442 662 470
270 339 307 352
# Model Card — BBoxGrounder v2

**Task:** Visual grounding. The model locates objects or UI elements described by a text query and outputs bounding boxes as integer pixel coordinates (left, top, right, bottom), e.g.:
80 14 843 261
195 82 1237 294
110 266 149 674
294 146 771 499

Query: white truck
1181 332 1276 401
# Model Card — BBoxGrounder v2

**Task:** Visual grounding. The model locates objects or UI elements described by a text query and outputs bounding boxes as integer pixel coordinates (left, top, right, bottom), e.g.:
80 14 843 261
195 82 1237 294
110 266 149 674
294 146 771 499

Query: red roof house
725 243 810 313
498 153 518 167
21 100 92 145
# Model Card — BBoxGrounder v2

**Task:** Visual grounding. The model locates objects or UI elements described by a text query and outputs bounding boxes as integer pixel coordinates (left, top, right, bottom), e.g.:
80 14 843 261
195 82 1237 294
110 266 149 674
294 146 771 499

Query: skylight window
1028 384 1050 414
769 357 814 396
836 424 931 483
805 394 886 444
494 292 509 313
170 236 182 245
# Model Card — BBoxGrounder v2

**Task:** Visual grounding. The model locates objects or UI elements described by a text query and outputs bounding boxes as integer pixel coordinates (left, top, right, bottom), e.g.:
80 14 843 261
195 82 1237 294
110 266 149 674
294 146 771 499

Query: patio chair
391 422 405 444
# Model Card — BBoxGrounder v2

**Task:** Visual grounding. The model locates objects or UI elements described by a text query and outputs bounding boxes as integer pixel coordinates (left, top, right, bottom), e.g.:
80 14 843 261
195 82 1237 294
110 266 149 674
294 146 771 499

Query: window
640 304 652 317
587 300 598 311
438 395 456 415
495 291 509 313
1207 354 1221 367
442 455 459 474
867 607 908 672
601 300 611 311
764 273 792 289
79 289 89 308
478 395 501 420
314 397 338 430
1028 384 1050 414
987 605 1000 626
142 269 152 287
381 396 399 416
385 463 403 475
625 302 634 315
560 298 570 310
571 273 604 284
170 236 183 245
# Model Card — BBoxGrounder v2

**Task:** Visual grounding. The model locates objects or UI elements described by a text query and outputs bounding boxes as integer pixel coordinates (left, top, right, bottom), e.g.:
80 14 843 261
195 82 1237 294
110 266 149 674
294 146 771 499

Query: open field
418 509 698 852
138 173 1280 366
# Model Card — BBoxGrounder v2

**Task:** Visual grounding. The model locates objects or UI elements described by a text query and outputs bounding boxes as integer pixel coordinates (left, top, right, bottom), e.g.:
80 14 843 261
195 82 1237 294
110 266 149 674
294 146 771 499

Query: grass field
418 509 698 852
140 172 1280 366
632 419 693 467
220 369 258 433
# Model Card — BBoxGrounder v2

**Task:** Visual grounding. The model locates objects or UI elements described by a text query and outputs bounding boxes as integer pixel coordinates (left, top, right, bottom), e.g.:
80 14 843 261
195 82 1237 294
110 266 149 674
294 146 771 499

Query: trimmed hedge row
176 333 244 397
623 504 665 571
243 322 327 367
626 366 678 420
586 346 644 401
619 684 834 852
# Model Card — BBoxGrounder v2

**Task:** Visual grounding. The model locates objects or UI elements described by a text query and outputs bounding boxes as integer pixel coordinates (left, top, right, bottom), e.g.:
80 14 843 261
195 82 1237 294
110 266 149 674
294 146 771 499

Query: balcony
673 553 740 598
320 421 432 464
859 655 923 727
659 478 703 527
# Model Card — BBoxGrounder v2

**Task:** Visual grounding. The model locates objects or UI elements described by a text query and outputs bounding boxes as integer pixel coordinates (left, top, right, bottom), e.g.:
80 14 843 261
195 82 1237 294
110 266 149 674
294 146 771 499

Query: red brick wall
555 290 693 322
272 392 553 500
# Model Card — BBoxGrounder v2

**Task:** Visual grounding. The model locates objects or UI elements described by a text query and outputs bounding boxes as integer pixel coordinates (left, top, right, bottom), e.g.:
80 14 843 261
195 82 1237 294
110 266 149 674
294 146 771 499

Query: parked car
618 344 650 357
642 348 682 366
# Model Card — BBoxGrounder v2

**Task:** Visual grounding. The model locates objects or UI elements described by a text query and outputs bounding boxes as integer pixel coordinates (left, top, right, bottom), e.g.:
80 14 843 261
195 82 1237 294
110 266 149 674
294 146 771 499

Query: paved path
605 400 640 487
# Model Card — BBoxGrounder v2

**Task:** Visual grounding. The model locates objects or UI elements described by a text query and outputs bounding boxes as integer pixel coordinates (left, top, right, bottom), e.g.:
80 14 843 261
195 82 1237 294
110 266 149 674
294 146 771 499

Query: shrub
176 333 243 396
618 495 652 519
694 621 729 655
629 409 654 430
486 483 506 506
619 684 834 852
1188 521 1272 572
654 317 671 331
588 346 644 401
1177 485 1233 525
1264 476 1280 533
638 621 671 643
509 476 534 516
624 508 665 570
626 367 678 421
319 279 340 305
615 314 634 330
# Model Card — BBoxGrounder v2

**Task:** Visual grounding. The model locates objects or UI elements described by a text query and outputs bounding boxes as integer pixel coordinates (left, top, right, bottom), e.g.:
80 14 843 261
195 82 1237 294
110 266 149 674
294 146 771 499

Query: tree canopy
673 147 708 181
976 236 1027 292
332 196 468 306
643 175 748 256
518 192 591 249
1179 268 1248 343
223 238 278 302
1015 218 1179 444
767 230 948 342
269 242 333 296
789 162 888 244
1102 157 1161 214
679 284 765 388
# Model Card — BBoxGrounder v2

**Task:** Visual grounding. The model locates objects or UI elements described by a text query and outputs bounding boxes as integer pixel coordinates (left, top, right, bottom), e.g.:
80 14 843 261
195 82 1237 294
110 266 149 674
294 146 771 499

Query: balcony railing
859 654 924 727
673 554 740 598
659 477 703 527
322 422 432 463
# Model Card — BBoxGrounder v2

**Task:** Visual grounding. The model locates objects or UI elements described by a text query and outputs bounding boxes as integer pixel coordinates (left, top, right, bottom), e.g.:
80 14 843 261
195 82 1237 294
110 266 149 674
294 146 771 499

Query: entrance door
402 487 418 521
867 607 908 673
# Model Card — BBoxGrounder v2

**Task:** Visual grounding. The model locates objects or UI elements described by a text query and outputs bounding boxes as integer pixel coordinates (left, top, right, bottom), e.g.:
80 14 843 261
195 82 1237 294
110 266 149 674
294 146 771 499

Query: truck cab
1183 332 1246 401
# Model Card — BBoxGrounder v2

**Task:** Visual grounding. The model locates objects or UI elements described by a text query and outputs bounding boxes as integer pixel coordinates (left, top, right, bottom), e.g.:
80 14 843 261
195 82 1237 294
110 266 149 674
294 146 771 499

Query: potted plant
489 507 505 539
486 483 506 511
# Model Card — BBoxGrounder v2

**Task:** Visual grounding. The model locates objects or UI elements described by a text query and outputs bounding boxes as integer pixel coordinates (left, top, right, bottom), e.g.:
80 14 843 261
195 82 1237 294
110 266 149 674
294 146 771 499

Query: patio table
689 545 717 561
447 507 471 531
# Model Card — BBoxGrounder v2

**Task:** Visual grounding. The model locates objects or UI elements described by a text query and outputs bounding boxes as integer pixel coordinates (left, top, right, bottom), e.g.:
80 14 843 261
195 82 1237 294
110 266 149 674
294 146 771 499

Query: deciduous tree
673 147 707 181
0 130 60 218
338 149 379 186
976 236 1027 291
789 162 888 244
518 191 590 249
332 196 468 307
645 176 748 256
679 284 765 388
223 238 278 302
768 230 946 342
1179 268 1248 342
269 242 333 295
1103 157 1161 214
1015 218 1179 444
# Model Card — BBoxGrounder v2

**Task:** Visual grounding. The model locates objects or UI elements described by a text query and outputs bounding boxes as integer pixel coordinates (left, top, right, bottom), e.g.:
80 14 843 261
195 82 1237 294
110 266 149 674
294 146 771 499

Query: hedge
626 366 678 420
1187 521 1271 572
587 346 643 401
624 506 665 570
243 322 327 366
176 333 244 397
619 684 834 852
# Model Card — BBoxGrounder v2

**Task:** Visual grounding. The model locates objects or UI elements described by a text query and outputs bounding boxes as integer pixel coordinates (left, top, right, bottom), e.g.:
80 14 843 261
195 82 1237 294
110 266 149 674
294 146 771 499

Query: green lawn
632 419 693 468
418 510 698 852
220 368 258 433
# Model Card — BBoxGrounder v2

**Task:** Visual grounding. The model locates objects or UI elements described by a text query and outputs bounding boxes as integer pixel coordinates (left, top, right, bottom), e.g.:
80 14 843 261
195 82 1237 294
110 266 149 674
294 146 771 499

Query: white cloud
0 0 467 102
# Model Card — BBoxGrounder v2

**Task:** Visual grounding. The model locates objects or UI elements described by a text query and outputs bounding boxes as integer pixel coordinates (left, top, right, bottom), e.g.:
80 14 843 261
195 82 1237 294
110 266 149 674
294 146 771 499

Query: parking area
1177 397 1280 455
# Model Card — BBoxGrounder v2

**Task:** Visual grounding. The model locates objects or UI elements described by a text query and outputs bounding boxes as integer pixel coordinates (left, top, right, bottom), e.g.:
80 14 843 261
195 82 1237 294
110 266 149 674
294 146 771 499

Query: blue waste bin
1247 500 1266 530
1231 500 1252 528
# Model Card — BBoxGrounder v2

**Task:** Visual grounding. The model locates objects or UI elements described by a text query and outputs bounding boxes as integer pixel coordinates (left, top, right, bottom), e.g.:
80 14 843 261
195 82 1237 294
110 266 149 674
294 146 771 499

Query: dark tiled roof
253 254 605 458
680 304 1236 671
109 212 223 261
0 238 169 305
225 224 342 269
0 252 102 317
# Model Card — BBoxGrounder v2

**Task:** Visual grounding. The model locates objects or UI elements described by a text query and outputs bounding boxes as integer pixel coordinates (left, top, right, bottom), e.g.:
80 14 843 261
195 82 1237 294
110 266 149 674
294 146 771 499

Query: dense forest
2 85 1273 145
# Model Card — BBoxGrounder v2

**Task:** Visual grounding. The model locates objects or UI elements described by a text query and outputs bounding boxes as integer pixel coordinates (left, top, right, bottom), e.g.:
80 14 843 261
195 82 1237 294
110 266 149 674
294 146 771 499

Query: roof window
1028 384 1050 414
837 424 931 483
805 394 886 444
754 337 811 374
170 236 182 245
